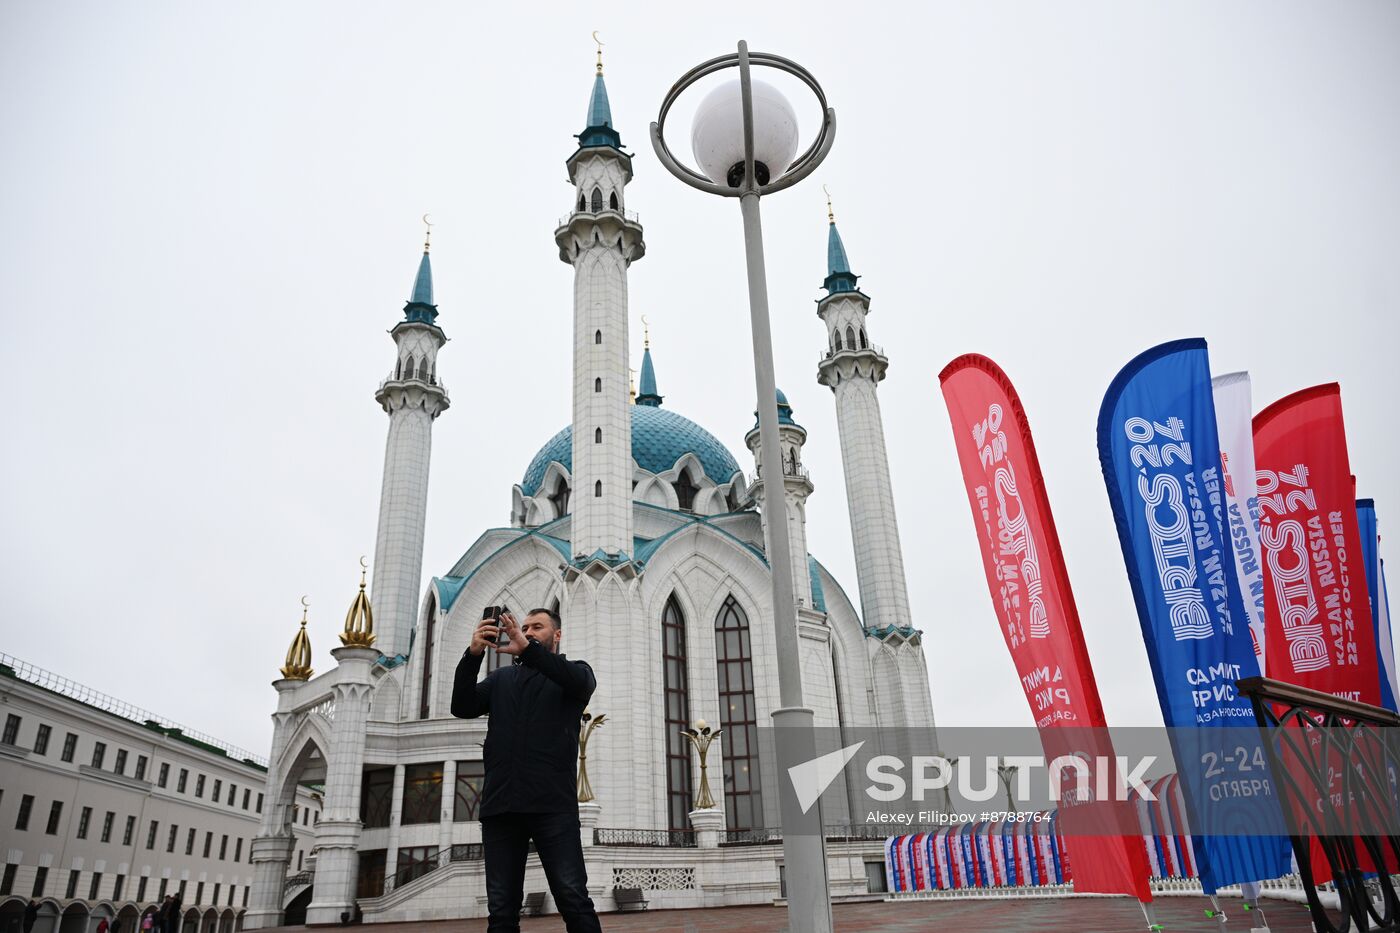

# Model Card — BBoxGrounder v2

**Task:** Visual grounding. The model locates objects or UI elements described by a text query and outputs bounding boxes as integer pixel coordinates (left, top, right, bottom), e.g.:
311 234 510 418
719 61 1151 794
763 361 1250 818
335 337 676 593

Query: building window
203 831 213 858
577 193 586 213
361 767 393 828
185 827 195 855
395 847 436 887
77 806 92 839
158 878 167 899
548 481 570 519
60 732 77 762
219 835 228 860
833 329 842 351
123 815 136 845
609 191 619 210
594 329 602 345
242 886 249 907
137 875 148 902
114 749 128 774
401 763 442 824
212 779 222 801
590 187 602 212
234 838 243 862
227 783 236 805
178 769 188 793
45 800 63 835
31 866 47 898
453 760 485 822
195 881 204 906
674 471 699 512
89 872 102 900
1 863 16 896
65 869 79 899
859 328 868 349
158 763 170 788
15 794 33 830
212 883 220 906
594 376 601 392
256 793 263 813
419 595 438 720
167 824 178 853
92 742 106 769
302 807 309 826
594 480 602 498
113 874 124 901
594 427 602 443
195 774 205 798
135 755 148 781
356 850 387 899
34 724 51 755
101 811 115 843
1 714 19 745
297 851 303 871
146 820 158 849
242 789 250 810
845 325 856 349
716 595 763 831
662 594 693 832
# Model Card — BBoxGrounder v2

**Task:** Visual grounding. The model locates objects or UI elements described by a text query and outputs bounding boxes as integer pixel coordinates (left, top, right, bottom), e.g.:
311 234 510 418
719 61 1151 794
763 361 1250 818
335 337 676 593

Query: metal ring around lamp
649 41 837 198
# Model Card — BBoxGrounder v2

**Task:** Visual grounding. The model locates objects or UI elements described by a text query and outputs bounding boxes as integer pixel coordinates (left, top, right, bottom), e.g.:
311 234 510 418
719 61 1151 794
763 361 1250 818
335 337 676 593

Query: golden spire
281 597 314 680
592 31 604 75
823 184 834 223
641 314 651 349
629 367 637 405
422 213 433 253
340 557 377 648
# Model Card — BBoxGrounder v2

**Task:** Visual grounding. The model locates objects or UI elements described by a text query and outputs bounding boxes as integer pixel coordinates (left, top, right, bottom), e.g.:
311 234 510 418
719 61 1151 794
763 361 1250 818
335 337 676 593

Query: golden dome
341 559 376 648
281 601 314 680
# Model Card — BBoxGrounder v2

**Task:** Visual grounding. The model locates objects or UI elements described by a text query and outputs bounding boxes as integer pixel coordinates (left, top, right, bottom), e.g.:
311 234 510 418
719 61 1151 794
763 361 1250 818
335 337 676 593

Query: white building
0 654 321 933
246 56 937 925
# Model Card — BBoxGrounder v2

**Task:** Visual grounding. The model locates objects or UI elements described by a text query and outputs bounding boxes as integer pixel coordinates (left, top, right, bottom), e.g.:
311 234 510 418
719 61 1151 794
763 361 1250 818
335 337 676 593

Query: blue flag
1097 338 1290 892
1357 500 1397 711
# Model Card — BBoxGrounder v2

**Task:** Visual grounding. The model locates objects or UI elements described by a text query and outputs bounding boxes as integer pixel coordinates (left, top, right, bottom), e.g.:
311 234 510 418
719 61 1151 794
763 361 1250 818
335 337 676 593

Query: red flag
1253 384 1379 703
940 354 1152 900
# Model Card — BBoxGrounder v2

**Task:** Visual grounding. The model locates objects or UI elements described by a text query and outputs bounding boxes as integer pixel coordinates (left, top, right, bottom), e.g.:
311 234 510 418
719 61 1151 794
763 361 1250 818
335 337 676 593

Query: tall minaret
815 201 913 635
745 391 815 608
369 229 449 659
555 46 645 560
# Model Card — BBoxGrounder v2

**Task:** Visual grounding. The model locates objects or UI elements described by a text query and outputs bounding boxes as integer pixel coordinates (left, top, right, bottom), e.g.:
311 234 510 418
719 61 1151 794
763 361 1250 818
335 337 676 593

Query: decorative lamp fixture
680 719 722 810
577 710 607 803
340 556 377 648
281 596 314 680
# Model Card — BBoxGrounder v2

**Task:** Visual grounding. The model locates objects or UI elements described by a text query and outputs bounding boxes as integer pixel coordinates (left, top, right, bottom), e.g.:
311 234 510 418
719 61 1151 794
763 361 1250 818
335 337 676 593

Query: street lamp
651 41 836 933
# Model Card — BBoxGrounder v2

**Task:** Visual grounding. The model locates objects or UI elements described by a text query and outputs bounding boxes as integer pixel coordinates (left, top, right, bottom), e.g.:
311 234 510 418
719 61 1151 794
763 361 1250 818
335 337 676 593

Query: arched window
395 358 402 379
418 596 437 719
609 191 619 210
591 187 603 212
594 480 602 498
404 356 416 380
548 481 570 519
594 377 602 393
662 595 692 831
578 194 586 213
429 362 436 385
716 596 763 831
845 326 857 351
674 470 699 512
595 329 602 345
859 329 868 349
594 427 602 444
833 330 842 351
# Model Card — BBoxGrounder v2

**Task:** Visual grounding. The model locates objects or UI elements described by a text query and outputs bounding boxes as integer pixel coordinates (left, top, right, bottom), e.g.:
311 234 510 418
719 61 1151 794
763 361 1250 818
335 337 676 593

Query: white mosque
245 57 936 925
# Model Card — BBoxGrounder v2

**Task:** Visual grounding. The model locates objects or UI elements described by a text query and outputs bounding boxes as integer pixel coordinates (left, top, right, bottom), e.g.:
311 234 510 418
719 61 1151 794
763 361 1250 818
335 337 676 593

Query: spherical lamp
690 78 800 188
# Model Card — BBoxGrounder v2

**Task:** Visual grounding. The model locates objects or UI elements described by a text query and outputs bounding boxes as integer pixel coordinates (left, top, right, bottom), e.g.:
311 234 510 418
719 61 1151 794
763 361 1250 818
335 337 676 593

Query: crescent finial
640 314 651 349
301 594 310 608
421 214 432 253
592 31 604 75
823 185 834 223
360 555 369 570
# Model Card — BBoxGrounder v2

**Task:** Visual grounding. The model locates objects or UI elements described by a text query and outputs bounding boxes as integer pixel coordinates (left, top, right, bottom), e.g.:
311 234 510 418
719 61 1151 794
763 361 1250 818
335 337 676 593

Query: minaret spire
636 316 662 407
369 228 450 658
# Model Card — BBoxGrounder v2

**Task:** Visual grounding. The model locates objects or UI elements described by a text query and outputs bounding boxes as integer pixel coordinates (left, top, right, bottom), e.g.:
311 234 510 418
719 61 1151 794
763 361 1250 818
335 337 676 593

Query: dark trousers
481 811 601 933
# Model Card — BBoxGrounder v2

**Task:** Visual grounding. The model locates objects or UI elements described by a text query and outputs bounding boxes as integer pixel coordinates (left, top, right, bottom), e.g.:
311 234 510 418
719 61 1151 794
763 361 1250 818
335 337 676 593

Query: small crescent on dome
359 555 369 570
422 213 433 227
592 30 603 47
640 314 650 327
300 595 310 608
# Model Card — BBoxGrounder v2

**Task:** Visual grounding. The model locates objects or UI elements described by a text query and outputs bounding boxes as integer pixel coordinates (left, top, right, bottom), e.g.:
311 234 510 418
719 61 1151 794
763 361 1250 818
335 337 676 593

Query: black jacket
451 639 596 817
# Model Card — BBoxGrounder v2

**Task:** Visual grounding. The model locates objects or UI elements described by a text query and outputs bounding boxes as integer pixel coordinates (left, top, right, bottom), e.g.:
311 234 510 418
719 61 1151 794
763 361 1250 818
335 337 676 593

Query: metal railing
1239 676 1400 933
556 207 642 228
720 824 892 846
380 844 485 895
0 652 268 767
282 871 313 896
753 462 811 481
594 827 696 847
379 373 446 391
819 343 885 363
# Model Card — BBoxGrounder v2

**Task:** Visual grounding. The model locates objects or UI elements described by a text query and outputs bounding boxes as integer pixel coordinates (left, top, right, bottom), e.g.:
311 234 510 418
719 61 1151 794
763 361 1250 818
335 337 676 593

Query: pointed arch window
395 358 402 379
418 596 437 719
548 480 570 520
662 595 692 831
404 356 416 380
833 330 842 351
716 595 763 831
594 427 602 444
594 377 602 393
845 326 857 351
674 470 699 512
859 328 868 349
591 187 603 212
595 329 602 345
609 191 619 210
578 194 586 213
594 480 602 498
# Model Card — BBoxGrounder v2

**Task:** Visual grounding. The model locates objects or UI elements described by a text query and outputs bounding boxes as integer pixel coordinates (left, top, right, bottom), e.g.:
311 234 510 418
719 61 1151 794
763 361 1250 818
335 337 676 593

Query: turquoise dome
521 406 742 496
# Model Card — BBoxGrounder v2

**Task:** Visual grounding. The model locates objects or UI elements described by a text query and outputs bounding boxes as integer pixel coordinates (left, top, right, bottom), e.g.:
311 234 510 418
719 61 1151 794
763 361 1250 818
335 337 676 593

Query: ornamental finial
641 314 651 349
281 597 314 680
340 557 377 648
592 31 604 76
823 184 834 223
421 213 433 254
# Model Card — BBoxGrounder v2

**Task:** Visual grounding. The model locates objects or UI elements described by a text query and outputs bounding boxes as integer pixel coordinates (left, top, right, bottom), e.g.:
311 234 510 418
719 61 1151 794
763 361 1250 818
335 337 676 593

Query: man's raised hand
469 619 500 657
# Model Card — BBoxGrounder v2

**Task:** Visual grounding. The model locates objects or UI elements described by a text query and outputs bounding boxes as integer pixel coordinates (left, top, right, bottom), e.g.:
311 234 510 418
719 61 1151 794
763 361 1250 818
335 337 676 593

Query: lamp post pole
651 41 838 933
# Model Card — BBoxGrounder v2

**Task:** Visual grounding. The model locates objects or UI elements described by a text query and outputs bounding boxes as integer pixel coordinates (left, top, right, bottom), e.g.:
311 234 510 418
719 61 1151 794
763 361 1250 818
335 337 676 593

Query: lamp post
651 41 836 933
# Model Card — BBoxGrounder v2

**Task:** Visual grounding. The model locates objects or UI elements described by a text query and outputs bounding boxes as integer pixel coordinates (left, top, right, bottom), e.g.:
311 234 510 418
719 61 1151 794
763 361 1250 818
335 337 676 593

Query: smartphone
481 606 509 646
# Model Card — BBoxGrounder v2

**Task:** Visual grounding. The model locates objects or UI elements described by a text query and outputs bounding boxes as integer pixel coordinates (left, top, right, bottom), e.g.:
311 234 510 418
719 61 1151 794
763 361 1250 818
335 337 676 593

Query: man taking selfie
451 607 601 933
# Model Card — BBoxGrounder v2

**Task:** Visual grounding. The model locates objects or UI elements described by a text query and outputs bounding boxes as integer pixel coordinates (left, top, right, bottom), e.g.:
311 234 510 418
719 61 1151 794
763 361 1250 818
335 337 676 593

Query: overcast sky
2 2 1397 759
